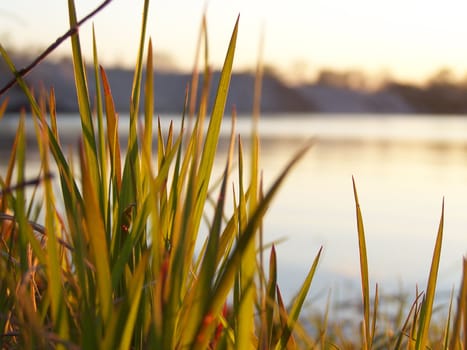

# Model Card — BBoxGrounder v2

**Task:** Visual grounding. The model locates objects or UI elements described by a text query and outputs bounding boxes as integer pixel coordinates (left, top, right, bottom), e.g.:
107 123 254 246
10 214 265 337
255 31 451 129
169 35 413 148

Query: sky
1 0 467 84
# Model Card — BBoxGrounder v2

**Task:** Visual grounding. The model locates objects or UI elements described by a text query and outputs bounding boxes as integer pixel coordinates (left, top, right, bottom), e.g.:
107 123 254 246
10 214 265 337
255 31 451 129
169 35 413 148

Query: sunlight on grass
0 0 465 349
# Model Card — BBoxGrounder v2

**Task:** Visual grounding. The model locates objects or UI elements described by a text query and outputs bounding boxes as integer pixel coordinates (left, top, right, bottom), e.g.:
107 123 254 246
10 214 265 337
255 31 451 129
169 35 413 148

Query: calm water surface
2 113 467 306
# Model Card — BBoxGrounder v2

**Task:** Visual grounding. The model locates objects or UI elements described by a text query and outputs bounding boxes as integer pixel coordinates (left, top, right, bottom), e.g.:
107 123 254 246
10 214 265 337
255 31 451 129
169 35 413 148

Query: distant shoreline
2 58 467 115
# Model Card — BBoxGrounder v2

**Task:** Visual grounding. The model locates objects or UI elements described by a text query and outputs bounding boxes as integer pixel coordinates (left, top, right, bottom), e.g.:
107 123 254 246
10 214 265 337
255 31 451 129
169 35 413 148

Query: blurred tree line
314 67 467 114
3 49 467 114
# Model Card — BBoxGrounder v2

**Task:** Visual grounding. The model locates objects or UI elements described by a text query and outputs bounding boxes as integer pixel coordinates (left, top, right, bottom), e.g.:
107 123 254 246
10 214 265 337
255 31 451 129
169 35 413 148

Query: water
2 113 467 307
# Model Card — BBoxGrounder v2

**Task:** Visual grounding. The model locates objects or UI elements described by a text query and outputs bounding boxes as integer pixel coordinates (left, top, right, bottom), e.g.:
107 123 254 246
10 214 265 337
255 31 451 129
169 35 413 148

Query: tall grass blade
193 15 239 237
79 141 112 328
352 176 371 349
181 116 236 348
416 199 444 349
116 4 150 269
49 88 59 140
118 253 149 350
266 245 278 347
121 0 150 211
92 26 109 229
37 112 70 346
67 0 101 193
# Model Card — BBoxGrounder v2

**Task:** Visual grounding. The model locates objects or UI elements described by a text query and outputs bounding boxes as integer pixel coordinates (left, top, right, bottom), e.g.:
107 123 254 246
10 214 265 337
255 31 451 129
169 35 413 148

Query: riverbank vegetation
0 0 466 348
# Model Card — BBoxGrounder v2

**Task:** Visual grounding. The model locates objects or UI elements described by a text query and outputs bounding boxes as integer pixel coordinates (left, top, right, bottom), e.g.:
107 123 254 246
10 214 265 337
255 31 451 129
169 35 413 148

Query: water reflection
2 114 467 303
255 133 467 302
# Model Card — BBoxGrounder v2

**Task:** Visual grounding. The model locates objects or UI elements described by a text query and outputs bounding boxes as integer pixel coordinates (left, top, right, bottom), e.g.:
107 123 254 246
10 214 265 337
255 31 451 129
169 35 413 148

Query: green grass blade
12 121 47 267
352 176 371 349
181 116 236 347
79 142 112 328
192 15 239 237
67 0 100 193
12 114 28 270
416 199 444 349
92 26 109 230
233 135 247 344
238 85 261 350
118 253 149 350
121 0 150 212
49 88 59 140
266 245 277 347
36 112 70 345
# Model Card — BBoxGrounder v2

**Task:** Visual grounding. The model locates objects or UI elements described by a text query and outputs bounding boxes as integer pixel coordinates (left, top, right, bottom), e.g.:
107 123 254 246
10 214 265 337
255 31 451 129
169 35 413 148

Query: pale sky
1 0 467 84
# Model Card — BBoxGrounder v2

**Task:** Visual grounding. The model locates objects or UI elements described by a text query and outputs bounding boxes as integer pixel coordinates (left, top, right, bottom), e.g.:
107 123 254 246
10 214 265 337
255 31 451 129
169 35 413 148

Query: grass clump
1 0 467 349
0 1 316 348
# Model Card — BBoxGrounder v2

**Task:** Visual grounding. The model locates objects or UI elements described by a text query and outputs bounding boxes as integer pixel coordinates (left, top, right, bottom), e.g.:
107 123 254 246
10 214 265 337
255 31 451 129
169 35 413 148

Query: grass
0 0 467 348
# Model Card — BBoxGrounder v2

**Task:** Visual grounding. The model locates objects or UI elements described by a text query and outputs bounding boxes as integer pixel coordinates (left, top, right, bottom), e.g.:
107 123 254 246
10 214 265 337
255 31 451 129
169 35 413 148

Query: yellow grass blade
92 26 109 229
67 0 100 191
49 88 59 141
192 15 239 237
79 142 112 329
265 245 278 347
416 199 444 349
352 176 371 349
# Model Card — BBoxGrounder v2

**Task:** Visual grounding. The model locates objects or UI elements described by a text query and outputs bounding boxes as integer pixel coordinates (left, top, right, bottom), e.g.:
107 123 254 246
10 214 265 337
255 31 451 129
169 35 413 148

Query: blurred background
2 0 467 113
